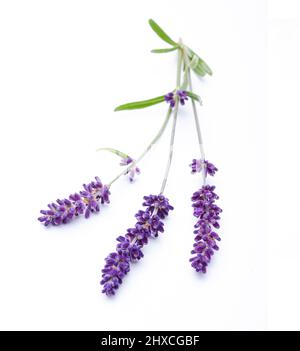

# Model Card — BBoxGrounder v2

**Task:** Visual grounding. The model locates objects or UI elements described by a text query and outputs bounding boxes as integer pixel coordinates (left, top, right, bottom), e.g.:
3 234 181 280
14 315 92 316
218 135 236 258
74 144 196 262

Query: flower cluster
120 156 140 182
164 90 188 108
190 184 222 273
190 159 218 177
38 177 110 226
100 194 173 296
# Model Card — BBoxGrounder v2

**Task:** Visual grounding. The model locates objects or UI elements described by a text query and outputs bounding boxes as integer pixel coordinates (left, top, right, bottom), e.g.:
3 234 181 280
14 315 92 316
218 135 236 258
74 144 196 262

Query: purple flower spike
38 176 110 226
100 194 173 296
100 253 130 296
120 156 140 182
190 159 218 177
190 185 222 273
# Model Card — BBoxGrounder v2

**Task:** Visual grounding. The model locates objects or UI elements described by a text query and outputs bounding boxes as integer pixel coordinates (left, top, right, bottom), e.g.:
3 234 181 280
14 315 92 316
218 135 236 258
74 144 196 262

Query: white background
268 0 300 331
0 0 298 331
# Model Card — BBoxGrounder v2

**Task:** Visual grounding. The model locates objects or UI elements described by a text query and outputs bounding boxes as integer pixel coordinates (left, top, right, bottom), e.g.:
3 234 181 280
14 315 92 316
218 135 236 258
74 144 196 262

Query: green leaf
114 95 165 111
187 47 213 76
96 147 129 159
189 54 199 69
148 19 177 46
193 64 206 77
186 91 202 103
198 58 213 76
151 46 178 53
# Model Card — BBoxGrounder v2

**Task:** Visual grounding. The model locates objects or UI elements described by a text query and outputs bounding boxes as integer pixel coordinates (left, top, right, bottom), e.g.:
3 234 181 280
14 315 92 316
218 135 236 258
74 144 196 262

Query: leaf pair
185 47 212 77
115 91 201 111
114 20 207 111
149 19 178 54
148 19 212 77
186 91 202 103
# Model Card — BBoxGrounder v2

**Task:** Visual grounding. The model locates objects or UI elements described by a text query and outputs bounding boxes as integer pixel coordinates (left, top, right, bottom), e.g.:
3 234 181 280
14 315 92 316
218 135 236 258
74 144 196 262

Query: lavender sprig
101 34 182 297
181 41 222 273
100 195 173 296
38 177 110 226
38 19 218 295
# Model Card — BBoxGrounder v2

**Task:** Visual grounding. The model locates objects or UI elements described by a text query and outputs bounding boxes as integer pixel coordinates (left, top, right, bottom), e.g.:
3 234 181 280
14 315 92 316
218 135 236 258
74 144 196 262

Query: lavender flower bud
120 156 140 182
164 92 175 108
164 90 188 108
38 176 110 226
190 159 218 177
176 90 188 105
190 185 222 273
100 194 173 296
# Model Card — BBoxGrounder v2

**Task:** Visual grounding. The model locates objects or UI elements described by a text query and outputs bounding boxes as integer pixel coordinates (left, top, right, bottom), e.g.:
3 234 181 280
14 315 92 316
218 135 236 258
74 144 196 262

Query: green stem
108 107 172 187
187 69 205 160
160 41 183 194
182 47 206 184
